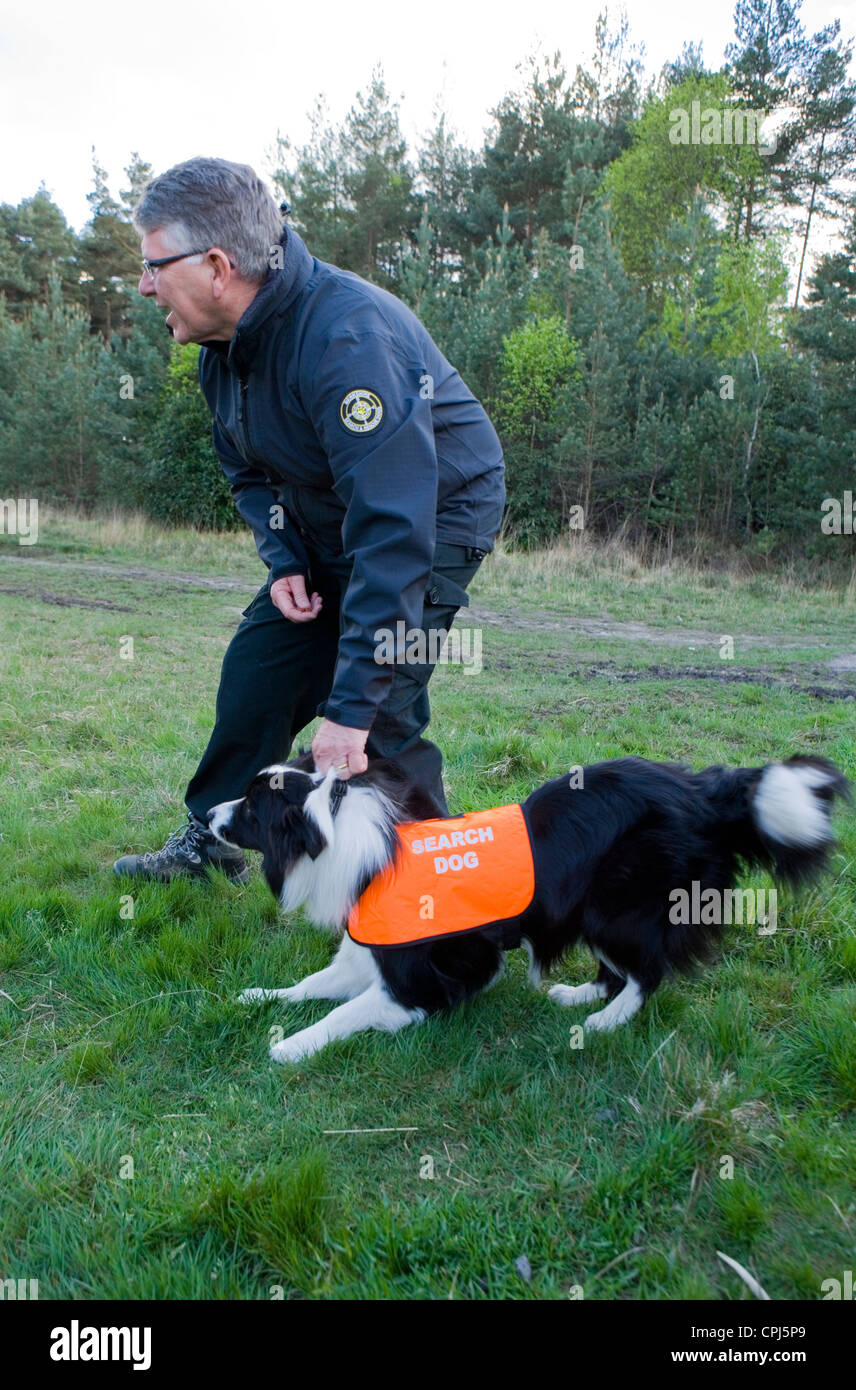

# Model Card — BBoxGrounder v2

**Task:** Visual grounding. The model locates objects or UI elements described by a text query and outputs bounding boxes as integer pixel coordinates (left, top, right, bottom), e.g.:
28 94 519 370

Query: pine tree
724 0 811 241
470 50 612 258
0 187 79 313
790 210 856 508
273 69 416 286
0 272 126 505
78 150 148 341
558 200 646 530
340 67 415 285
571 8 646 138
650 194 722 352
272 95 352 265
140 342 238 529
414 108 476 280
438 204 531 407
788 24 856 305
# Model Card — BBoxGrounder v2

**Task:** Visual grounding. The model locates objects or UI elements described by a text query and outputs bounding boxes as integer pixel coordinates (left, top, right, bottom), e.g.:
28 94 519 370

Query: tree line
1 0 854 566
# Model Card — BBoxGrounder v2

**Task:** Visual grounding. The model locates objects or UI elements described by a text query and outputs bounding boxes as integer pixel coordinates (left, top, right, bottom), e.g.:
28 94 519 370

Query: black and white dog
207 752 848 1064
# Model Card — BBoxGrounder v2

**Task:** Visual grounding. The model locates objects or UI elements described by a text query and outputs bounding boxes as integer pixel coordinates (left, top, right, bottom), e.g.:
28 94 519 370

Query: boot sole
220 865 250 885
113 861 250 885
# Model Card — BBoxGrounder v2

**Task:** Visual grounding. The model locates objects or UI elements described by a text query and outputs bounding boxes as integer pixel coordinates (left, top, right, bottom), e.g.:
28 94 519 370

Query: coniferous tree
0 21 852 560
437 204 531 407
788 25 856 305
0 272 126 505
414 108 476 280
790 210 856 514
558 200 646 529
272 95 352 265
0 188 79 313
724 0 814 241
107 293 173 502
340 68 415 284
571 7 646 141
79 151 150 341
475 51 582 250
141 343 238 529
273 68 416 287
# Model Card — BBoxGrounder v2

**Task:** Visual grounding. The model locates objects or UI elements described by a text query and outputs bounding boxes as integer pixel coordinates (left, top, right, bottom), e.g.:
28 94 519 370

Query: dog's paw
583 1007 617 1033
238 987 280 1005
269 1031 319 1065
548 982 602 1007
584 981 642 1032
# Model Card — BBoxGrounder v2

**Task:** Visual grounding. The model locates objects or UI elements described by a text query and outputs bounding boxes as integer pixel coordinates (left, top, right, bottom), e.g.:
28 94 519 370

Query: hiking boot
113 812 250 884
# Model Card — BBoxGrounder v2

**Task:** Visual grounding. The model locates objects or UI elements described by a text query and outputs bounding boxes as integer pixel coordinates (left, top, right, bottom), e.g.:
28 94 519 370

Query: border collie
207 752 848 1064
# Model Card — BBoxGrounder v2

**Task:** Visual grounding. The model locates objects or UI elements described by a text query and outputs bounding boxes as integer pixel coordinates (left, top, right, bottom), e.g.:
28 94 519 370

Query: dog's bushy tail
747 755 850 885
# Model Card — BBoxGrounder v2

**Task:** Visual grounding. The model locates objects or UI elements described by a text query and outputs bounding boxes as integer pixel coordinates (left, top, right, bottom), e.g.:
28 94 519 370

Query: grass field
1 510 854 1300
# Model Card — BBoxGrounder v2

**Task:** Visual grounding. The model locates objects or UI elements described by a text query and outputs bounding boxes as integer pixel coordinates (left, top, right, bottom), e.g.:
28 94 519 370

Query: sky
0 0 853 237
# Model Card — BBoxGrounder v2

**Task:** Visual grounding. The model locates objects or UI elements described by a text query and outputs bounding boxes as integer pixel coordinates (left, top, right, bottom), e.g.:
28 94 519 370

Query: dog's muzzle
206 799 242 842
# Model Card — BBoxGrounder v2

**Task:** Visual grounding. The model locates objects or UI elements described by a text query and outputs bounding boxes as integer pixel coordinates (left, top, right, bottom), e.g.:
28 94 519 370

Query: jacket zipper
237 375 253 460
238 370 296 516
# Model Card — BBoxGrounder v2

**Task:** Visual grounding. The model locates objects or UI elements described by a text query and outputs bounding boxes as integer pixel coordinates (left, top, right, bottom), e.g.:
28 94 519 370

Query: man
115 157 504 884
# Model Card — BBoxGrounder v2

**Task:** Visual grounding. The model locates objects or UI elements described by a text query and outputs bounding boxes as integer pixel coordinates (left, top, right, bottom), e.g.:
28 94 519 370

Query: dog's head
206 761 342 899
207 754 444 924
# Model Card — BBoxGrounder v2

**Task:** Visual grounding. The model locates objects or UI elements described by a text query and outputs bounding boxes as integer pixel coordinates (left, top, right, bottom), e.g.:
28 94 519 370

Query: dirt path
0 553 250 591
3 551 855 676
467 604 843 654
484 656 856 703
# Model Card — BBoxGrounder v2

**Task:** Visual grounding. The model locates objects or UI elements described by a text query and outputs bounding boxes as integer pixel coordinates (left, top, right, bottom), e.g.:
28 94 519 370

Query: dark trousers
185 542 482 820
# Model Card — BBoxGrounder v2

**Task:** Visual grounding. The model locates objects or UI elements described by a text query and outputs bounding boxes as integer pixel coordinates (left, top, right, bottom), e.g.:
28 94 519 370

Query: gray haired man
115 157 504 883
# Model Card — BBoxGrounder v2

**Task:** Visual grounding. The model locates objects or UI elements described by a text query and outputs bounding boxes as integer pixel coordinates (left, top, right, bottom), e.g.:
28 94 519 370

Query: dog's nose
203 808 215 827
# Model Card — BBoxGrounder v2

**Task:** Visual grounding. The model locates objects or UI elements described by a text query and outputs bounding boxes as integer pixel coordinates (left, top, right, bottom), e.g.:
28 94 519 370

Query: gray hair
133 156 283 283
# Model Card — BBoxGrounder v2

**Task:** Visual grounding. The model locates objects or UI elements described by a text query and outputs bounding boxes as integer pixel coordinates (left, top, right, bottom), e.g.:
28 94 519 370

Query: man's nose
138 273 155 296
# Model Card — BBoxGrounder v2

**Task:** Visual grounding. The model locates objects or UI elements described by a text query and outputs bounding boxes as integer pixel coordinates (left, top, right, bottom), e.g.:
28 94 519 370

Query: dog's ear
276 803 327 859
266 801 327 858
296 809 327 860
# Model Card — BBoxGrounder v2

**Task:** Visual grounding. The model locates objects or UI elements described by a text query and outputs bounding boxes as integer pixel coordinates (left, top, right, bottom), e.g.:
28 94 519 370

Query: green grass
1 511 854 1300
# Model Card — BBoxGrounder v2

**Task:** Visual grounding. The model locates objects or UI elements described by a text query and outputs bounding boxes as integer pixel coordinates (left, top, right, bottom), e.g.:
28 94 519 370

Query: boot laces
139 814 209 869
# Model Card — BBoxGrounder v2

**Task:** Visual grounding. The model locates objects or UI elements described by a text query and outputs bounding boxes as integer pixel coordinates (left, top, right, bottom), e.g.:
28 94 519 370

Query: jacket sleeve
210 414 311 584
302 322 438 730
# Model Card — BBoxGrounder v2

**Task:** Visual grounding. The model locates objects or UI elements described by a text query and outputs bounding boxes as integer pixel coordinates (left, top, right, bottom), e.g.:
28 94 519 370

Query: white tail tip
754 763 835 848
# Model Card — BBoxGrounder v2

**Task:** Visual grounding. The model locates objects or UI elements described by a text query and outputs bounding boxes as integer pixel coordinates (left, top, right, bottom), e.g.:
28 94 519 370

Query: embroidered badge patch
339 388 384 434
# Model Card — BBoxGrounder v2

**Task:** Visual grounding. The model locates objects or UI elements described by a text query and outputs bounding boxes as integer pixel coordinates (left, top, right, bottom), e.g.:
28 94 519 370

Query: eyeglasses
141 249 209 280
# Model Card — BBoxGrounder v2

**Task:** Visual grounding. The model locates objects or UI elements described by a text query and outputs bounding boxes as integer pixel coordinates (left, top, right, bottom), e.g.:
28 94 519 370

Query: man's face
138 229 221 345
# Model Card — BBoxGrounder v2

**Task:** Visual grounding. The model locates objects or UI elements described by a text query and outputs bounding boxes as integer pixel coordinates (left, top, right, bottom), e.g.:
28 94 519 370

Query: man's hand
270 574 323 623
312 719 369 778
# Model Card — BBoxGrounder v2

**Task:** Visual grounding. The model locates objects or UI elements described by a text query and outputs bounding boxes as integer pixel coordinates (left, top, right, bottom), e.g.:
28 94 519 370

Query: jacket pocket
240 585 271 619
424 570 470 609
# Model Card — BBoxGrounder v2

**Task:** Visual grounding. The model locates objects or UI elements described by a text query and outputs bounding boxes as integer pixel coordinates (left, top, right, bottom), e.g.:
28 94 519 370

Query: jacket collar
200 225 315 373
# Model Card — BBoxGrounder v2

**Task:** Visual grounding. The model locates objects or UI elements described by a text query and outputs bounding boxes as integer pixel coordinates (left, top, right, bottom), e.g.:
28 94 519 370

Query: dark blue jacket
197 224 505 730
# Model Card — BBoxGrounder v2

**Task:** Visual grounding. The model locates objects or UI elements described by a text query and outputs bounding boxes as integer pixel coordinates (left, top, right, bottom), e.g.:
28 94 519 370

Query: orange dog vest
347 803 535 947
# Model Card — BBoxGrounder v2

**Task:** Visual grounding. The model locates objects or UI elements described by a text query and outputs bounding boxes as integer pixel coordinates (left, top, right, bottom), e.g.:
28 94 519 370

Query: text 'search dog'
206 752 849 1064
